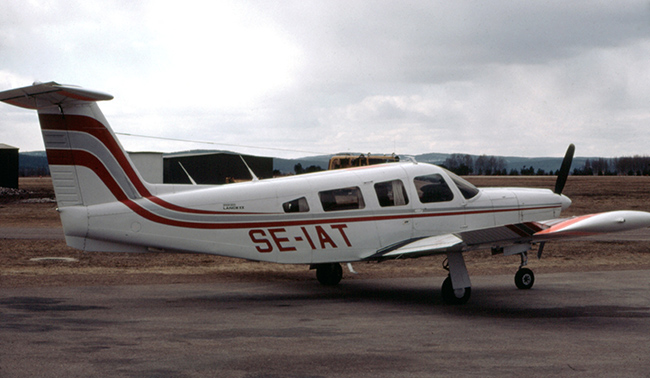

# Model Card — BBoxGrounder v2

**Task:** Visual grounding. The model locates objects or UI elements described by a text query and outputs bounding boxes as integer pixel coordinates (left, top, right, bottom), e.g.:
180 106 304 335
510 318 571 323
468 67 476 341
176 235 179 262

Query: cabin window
414 174 454 203
283 197 310 213
374 180 409 207
443 169 479 200
319 187 365 212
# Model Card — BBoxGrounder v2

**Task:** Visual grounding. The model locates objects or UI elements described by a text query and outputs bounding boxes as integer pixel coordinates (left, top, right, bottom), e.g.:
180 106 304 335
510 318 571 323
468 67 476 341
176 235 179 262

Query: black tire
316 263 343 286
515 268 535 290
441 276 471 305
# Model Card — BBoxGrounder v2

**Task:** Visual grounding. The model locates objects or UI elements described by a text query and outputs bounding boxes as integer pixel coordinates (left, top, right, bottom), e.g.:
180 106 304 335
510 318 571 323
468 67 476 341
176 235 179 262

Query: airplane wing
368 210 650 261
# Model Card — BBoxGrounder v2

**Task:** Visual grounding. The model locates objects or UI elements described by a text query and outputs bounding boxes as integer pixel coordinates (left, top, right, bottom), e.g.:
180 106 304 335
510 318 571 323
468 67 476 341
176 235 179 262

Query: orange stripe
534 214 597 235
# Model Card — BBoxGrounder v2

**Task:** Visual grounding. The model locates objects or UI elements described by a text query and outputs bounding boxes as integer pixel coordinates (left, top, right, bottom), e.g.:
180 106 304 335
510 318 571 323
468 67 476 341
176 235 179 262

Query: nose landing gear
515 267 535 290
515 251 535 290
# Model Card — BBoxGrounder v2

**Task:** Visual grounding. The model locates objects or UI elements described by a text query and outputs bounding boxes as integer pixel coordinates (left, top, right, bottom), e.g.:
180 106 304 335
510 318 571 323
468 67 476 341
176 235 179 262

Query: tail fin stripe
39 113 150 197
43 128 141 200
66 131 141 200
47 149 131 203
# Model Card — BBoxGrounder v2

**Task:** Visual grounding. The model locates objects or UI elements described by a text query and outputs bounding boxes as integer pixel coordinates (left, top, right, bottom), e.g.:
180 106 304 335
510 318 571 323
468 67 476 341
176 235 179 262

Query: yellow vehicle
328 153 399 170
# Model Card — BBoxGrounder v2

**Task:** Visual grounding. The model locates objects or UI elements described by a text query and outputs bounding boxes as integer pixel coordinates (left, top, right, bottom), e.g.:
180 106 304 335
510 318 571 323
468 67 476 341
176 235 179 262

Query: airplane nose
560 194 572 210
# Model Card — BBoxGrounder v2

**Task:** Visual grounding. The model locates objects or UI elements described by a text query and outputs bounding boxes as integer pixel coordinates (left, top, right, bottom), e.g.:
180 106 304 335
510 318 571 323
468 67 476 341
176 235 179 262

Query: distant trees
443 154 475 175
613 156 650 176
444 154 650 176
474 155 507 175
294 163 324 175
442 154 507 176
572 156 650 176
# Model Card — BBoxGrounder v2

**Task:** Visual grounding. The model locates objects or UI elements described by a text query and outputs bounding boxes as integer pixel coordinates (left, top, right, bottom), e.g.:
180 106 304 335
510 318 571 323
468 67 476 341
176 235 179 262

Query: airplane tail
0 82 149 208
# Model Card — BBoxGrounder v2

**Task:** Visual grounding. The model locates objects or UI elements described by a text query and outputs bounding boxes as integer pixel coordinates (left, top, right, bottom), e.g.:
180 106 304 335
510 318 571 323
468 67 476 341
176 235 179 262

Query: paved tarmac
1 270 649 377
0 227 64 240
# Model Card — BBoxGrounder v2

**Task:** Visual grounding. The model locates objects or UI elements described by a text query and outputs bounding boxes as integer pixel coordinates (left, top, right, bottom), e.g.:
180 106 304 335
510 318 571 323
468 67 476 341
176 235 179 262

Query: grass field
1 175 650 288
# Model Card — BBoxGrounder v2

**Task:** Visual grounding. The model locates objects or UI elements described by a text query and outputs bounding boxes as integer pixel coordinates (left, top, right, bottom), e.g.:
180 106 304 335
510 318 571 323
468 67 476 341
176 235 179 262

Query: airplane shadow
167 275 650 322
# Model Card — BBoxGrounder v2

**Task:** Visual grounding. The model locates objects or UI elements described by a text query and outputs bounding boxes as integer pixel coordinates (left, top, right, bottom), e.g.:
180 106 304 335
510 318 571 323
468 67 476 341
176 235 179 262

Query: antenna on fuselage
178 162 198 185
240 155 259 182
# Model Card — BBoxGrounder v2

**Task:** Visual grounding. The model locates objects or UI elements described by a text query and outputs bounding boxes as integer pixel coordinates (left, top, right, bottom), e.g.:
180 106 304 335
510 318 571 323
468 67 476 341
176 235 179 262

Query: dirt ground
2 176 650 288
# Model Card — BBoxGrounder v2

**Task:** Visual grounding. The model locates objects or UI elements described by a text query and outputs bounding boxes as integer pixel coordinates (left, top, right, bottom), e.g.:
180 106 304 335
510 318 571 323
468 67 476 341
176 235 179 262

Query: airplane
2 81 650 305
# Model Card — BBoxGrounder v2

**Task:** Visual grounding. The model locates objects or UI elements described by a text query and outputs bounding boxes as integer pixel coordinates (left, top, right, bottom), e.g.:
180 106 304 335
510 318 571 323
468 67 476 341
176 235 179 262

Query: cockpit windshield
442 169 480 200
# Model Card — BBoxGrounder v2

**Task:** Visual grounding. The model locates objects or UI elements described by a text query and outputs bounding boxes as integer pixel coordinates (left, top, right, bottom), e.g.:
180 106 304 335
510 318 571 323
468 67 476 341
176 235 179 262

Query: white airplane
2 81 650 304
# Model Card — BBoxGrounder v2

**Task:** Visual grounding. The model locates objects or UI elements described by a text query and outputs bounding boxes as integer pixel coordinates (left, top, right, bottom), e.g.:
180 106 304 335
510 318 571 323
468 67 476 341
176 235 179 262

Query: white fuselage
57 162 568 264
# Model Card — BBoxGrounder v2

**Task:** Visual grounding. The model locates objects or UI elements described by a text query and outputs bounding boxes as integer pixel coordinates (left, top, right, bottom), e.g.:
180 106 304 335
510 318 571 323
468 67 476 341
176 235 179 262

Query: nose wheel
515 267 535 290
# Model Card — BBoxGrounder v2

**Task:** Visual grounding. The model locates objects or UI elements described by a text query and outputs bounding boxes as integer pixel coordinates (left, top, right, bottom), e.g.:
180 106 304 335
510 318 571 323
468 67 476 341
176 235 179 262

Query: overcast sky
2 1 650 158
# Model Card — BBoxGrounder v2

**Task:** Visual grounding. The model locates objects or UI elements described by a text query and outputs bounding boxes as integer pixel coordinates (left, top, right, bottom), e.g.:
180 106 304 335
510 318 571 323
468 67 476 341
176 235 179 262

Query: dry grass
2 176 650 288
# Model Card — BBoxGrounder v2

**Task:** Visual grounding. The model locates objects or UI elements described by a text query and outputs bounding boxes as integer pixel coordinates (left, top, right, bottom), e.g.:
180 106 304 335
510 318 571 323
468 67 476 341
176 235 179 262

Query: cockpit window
374 180 409 207
283 197 310 213
443 169 480 200
414 174 454 203
319 187 365 211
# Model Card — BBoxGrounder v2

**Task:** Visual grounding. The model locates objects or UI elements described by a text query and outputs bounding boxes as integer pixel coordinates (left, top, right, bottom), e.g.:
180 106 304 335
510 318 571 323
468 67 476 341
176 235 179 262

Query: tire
515 268 535 290
316 263 343 286
441 276 471 305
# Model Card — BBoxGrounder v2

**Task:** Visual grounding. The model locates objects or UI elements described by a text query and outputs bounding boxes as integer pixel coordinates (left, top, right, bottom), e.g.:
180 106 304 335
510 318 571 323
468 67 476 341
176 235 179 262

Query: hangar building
0 143 19 189
163 151 273 184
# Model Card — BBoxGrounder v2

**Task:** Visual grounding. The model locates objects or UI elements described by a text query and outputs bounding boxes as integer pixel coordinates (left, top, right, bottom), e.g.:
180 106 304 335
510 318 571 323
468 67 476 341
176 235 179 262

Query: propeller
539 144 575 260
554 144 575 195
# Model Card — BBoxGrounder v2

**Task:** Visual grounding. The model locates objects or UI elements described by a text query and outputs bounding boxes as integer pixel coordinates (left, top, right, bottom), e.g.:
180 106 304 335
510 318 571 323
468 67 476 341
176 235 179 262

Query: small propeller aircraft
2 81 650 304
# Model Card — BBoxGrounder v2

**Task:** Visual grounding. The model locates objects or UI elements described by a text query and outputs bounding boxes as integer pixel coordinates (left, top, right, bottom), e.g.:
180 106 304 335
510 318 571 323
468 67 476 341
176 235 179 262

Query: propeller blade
554 144 575 195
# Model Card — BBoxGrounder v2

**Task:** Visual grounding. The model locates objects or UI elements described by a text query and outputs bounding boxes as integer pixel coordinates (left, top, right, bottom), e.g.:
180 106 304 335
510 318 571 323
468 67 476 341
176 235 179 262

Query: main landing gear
441 252 472 305
312 263 343 286
441 275 471 305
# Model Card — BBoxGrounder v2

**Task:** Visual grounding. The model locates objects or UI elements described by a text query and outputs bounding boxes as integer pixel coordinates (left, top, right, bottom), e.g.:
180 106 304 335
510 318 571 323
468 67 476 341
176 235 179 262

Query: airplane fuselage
57 161 569 264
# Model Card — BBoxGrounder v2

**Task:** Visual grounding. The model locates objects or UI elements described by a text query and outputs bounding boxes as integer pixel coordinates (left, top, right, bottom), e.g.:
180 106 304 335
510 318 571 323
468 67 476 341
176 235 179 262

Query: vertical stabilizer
0 82 148 208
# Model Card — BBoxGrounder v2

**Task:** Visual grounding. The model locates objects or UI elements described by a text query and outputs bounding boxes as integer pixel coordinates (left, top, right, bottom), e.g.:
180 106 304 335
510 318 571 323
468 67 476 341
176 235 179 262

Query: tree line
443 154 650 176
443 154 508 176
574 155 650 176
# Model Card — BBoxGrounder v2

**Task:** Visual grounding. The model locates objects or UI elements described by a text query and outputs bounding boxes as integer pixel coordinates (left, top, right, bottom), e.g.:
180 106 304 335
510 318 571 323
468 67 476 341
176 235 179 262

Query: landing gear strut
515 252 535 290
313 263 343 286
